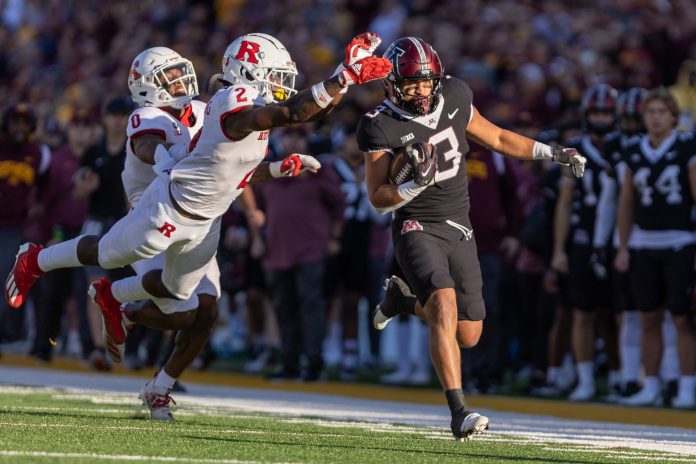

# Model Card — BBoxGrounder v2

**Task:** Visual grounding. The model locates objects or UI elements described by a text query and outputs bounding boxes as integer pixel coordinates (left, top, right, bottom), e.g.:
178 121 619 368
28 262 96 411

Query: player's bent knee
456 321 483 348
195 294 219 330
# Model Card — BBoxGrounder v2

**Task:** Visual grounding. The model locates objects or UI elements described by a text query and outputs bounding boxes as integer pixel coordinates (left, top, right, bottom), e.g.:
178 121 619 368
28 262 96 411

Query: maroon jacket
467 143 521 254
0 138 46 228
256 165 346 271
33 145 90 240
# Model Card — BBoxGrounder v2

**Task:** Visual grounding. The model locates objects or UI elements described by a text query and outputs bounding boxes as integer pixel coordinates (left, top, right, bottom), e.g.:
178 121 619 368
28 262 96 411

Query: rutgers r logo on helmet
234 41 261 64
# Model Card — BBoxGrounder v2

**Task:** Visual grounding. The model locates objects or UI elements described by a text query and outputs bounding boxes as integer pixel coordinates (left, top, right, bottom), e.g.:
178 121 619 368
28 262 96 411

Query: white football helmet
128 47 198 109
221 33 297 104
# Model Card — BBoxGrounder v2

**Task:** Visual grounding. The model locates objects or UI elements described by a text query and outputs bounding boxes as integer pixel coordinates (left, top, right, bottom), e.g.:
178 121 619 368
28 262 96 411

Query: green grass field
0 387 694 464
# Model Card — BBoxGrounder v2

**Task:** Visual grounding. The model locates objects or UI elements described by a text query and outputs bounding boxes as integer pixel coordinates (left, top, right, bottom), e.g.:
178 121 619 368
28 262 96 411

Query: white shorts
131 253 221 314
98 176 221 306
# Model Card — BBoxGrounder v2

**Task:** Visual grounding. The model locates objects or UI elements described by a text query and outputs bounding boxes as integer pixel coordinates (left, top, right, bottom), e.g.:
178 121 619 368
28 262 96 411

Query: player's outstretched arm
248 154 321 184
223 56 392 140
466 106 586 177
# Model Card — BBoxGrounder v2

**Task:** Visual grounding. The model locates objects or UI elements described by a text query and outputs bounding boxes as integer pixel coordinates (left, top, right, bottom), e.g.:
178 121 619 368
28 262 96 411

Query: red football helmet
383 37 443 116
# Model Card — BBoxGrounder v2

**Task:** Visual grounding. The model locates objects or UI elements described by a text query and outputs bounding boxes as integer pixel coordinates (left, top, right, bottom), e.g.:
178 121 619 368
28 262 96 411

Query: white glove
552 146 586 178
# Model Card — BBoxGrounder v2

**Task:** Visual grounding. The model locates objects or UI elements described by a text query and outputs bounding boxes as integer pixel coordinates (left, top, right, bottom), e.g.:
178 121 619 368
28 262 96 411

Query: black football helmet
616 87 647 135
1 102 37 134
383 37 443 116
580 84 618 135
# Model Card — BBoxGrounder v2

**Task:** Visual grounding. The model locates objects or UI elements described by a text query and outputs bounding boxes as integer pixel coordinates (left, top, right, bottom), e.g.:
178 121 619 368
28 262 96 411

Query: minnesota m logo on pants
158 222 176 237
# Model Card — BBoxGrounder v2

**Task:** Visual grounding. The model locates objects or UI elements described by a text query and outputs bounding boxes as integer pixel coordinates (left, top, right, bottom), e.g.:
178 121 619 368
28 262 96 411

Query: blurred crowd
2 0 696 406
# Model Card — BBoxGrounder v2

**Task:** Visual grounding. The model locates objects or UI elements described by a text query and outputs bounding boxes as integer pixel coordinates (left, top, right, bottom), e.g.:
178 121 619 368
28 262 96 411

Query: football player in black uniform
551 84 621 402
356 37 587 440
598 88 647 398
615 88 696 408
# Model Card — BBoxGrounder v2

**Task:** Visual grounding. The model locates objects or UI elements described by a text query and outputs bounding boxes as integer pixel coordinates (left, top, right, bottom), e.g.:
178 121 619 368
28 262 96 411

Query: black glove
408 142 438 186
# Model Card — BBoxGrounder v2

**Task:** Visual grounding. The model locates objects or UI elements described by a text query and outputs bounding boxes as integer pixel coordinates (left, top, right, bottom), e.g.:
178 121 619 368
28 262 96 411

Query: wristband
311 82 332 109
269 160 283 178
397 180 428 202
532 141 553 160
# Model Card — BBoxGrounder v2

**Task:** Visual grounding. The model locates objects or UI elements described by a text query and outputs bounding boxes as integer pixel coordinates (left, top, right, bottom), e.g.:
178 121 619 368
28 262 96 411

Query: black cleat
451 410 489 441
372 276 415 330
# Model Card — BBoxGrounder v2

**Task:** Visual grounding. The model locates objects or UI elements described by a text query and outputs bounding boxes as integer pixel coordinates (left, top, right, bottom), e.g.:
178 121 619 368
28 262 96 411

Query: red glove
270 154 322 178
338 56 392 87
344 32 381 66
279 154 302 176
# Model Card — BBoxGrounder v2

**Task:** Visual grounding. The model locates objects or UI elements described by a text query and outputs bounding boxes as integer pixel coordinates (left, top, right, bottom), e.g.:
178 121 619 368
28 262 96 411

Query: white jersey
169 85 268 219
122 101 205 206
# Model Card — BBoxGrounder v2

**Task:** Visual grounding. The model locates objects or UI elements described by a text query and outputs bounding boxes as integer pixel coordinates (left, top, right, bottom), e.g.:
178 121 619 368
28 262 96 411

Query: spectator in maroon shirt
255 127 345 381
463 142 521 393
30 110 100 362
0 103 49 345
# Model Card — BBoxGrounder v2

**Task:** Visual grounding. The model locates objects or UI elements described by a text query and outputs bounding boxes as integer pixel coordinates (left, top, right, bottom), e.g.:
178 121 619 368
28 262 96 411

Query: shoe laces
149 390 176 409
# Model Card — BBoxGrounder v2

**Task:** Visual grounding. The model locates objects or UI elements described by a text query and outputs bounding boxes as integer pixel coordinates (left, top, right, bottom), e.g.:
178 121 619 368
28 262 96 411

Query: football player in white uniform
6 32 391 419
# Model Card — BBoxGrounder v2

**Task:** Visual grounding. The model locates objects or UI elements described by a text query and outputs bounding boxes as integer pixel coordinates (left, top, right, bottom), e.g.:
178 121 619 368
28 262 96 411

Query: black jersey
623 131 696 231
603 132 642 182
357 76 473 222
567 135 613 246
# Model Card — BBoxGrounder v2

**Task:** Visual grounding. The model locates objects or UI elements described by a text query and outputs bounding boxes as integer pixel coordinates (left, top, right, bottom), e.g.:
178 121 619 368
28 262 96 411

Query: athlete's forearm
281 76 344 124
247 162 274 184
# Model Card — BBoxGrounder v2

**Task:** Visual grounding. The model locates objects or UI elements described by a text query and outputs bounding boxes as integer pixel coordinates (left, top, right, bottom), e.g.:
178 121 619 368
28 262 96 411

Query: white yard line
0 451 264 463
1 365 696 457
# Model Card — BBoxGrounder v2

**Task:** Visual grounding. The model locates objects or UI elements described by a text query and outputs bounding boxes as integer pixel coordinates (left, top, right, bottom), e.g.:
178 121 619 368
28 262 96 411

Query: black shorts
392 217 485 321
612 261 636 313
631 246 696 315
324 221 370 296
567 244 613 312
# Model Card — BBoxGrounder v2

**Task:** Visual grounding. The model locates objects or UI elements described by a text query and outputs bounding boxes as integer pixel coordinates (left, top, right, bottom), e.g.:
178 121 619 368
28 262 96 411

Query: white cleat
568 383 596 402
408 369 431 386
671 394 695 409
380 367 411 385
139 377 176 421
452 411 489 441
620 387 661 407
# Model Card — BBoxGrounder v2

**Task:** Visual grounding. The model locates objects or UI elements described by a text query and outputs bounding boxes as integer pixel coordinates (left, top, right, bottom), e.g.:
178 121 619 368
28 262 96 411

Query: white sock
576 361 595 388
547 367 560 384
677 376 695 399
396 321 411 373
660 313 680 381
620 311 642 383
111 277 150 303
342 339 358 369
153 369 177 390
643 376 660 394
37 236 85 272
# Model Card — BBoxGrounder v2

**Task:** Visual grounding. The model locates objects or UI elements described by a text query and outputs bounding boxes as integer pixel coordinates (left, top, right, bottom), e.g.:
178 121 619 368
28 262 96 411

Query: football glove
338 56 392 87
552 146 586 178
344 32 382 66
407 142 438 186
269 154 322 178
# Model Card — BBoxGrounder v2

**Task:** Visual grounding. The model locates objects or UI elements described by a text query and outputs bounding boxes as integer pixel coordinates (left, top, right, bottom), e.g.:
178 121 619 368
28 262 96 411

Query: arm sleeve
593 170 617 248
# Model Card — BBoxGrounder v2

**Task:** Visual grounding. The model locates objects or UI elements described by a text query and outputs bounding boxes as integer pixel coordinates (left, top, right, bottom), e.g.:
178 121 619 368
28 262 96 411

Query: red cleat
5 243 43 308
88 278 127 345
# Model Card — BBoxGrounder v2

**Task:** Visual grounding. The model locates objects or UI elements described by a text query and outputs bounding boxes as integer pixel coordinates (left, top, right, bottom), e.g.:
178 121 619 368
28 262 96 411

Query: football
388 147 413 184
